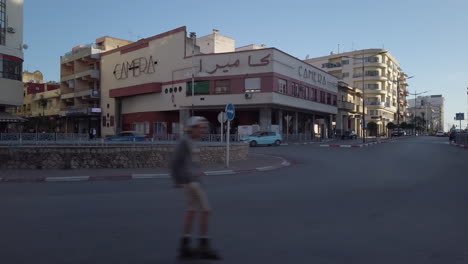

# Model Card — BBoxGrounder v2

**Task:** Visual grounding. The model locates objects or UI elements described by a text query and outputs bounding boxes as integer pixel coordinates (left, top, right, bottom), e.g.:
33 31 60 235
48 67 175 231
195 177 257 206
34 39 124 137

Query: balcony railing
338 101 355 111
61 69 100 82
367 102 385 107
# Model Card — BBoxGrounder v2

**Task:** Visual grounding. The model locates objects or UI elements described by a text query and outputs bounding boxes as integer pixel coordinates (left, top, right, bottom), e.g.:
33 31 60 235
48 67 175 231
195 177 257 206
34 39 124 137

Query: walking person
170 116 221 260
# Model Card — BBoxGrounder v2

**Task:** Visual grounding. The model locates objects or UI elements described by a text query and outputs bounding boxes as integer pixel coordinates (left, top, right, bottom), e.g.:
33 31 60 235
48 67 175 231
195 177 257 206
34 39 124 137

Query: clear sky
23 0 468 130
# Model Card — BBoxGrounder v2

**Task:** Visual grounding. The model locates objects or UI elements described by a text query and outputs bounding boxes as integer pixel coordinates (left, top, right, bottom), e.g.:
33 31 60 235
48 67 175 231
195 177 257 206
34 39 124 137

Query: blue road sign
456 113 465 121
225 104 235 121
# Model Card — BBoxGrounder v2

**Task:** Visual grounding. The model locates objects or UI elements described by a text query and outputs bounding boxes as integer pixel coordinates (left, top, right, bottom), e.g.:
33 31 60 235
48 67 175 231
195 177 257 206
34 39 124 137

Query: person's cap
185 116 208 128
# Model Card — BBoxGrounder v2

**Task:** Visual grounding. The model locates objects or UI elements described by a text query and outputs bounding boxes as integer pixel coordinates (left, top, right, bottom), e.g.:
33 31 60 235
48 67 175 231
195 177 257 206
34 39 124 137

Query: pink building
100 27 338 138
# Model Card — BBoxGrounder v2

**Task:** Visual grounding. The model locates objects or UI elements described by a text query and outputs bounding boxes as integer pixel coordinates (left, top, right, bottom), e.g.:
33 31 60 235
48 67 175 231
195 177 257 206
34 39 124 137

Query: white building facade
306 49 409 136
100 27 338 139
408 95 445 131
0 0 24 129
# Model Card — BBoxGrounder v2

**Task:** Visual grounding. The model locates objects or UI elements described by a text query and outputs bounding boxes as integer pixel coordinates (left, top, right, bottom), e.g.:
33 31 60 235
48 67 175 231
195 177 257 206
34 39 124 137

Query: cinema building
100 27 338 138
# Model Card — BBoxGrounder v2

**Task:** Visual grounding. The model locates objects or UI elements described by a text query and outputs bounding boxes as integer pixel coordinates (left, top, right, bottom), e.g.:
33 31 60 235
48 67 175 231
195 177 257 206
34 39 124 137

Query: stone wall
0 144 249 169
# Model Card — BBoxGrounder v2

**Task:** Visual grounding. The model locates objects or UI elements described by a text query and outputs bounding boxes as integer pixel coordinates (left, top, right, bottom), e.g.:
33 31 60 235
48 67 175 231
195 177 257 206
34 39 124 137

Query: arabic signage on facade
199 53 271 75
113 56 156 80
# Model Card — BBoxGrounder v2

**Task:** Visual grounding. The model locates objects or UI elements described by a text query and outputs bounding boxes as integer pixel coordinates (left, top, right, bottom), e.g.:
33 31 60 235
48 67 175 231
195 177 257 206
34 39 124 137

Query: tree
367 122 378 136
387 122 396 130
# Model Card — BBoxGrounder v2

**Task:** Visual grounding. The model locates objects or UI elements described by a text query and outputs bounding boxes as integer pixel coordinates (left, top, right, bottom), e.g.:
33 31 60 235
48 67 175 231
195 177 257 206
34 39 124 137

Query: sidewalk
0 153 290 183
318 137 397 148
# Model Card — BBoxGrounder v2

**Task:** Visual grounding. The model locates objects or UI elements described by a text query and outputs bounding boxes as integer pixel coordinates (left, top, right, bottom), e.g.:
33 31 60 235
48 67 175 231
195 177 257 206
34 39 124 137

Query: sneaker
198 238 222 260
178 237 196 259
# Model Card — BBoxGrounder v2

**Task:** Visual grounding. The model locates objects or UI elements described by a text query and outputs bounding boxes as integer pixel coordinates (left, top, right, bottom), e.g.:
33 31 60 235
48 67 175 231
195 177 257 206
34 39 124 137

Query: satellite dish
22 44 29 50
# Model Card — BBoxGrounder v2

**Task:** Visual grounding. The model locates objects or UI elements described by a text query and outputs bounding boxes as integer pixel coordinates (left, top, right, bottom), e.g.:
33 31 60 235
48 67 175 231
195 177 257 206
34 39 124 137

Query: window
154 122 167 135
342 72 349 78
0 0 5 46
332 95 337 106
245 78 261 93
187 81 210 95
305 87 309 99
292 83 299 96
278 79 287 94
342 60 349 65
311 89 317 101
214 79 230 94
0 57 23 81
320 91 326 103
367 83 379 89
110 116 115 126
327 93 332 105
133 122 150 134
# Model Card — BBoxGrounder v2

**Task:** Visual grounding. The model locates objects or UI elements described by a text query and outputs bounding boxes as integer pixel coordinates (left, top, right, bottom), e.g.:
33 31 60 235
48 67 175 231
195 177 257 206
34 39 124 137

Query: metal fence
0 132 331 146
455 133 468 145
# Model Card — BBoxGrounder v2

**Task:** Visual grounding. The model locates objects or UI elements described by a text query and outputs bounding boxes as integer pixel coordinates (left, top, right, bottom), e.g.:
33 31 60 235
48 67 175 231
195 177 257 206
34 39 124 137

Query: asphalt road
1 136 467 264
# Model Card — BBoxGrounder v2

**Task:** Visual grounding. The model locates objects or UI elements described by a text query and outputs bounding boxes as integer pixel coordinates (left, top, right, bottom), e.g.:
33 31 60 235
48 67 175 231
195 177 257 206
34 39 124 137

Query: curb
0 157 291 184
319 141 383 148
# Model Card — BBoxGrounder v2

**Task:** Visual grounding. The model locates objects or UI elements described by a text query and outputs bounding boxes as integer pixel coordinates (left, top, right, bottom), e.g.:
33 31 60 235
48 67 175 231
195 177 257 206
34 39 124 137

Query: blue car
240 131 283 147
105 131 151 142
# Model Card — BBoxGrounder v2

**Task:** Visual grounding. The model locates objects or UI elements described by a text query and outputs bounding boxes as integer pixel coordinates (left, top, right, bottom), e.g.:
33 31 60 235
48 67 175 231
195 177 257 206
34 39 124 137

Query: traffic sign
225 104 235 121
455 113 464 121
217 112 227 123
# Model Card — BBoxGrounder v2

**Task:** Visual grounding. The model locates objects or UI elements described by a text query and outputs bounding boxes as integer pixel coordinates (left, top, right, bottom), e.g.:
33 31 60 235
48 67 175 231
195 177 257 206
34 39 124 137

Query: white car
436 131 445 137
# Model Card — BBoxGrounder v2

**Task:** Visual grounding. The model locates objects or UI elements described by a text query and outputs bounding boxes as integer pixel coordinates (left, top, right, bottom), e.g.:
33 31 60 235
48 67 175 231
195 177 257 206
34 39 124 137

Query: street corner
450 142 468 149
203 153 292 176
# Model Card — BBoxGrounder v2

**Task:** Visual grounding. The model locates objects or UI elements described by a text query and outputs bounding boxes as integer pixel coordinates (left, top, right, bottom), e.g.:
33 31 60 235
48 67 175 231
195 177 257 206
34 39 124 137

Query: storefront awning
0 112 27 123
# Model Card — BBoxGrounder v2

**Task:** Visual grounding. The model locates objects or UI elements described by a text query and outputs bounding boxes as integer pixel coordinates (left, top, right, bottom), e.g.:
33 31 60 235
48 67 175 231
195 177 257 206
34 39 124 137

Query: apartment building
100 27 338 138
0 0 24 131
408 95 445 131
306 49 410 136
59 36 132 134
336 81 364 137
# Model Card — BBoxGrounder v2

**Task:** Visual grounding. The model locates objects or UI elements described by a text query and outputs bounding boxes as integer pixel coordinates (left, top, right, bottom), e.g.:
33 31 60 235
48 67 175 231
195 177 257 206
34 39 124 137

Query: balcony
61 69 100 82
60 44 103 64
366 102 385 108
365 88 386 95
338 101 355 111
352 73 387 81
60 89 100 100
32 90 60 101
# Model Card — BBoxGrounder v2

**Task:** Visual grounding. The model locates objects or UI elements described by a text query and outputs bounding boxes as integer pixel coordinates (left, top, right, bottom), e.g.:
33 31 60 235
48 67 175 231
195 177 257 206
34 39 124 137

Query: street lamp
408 90 430 135
190 32 196 116
342 50 387 143
392 75 414 130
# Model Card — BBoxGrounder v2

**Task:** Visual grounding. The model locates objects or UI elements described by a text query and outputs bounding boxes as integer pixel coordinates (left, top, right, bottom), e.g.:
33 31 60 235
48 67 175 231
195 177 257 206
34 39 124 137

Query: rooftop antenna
352 42 355 51
305 55 310 60
338 44 340 54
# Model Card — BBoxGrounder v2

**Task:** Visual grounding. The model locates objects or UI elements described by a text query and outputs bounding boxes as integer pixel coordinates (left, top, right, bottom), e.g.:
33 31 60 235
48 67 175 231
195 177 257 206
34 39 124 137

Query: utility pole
190 32 196 116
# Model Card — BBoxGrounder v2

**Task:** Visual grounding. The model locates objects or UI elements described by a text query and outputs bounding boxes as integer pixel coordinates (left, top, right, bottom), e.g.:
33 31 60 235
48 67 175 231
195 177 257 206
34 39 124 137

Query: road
1 136 467 264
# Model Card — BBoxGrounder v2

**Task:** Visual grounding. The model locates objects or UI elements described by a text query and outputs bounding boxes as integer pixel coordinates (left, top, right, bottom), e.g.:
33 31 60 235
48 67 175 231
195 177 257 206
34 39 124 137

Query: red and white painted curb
450 142 468 149
0 158 291 184
319 141 384 148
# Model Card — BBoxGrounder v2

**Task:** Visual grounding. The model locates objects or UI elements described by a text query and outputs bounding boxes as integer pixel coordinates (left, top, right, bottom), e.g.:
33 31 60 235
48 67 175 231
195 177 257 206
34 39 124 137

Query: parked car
105 131 151 142
436 131 445 137
341 130 357 140
392 128 406 137
240 131 282 147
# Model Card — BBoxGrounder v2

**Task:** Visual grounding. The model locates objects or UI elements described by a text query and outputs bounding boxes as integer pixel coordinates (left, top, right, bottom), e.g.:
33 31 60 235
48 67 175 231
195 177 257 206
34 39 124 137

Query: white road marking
256 166 275 171
204 170 235 175
132 173 170 179
45 176 90 182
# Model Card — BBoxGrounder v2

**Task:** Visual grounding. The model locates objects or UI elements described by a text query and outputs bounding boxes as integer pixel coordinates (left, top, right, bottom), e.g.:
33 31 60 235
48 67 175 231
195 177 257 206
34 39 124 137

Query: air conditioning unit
245 93 253 99
7 27 15 33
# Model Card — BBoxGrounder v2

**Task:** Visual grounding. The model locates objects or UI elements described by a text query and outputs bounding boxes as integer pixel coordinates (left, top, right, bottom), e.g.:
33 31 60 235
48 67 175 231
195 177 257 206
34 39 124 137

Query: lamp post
190 32 196 116
342 50 387 143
